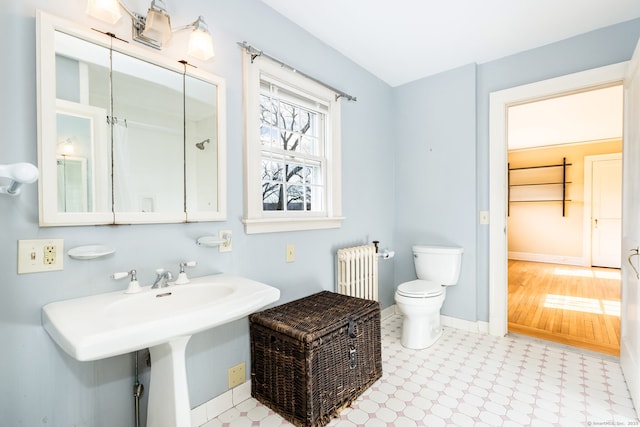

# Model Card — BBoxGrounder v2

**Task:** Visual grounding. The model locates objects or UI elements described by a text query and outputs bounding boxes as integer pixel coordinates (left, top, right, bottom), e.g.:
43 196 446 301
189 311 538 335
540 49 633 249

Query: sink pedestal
147 336 192 427
41 275 281 426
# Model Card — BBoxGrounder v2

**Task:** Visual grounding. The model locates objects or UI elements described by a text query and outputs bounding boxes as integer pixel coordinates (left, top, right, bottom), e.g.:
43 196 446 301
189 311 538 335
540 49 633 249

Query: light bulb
86 0 122 24
142 7 172 46
188 28 214 60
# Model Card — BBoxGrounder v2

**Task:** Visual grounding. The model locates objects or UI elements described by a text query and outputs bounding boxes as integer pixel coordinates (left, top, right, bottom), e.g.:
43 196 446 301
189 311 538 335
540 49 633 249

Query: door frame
584 153 623 268
488 62 628 337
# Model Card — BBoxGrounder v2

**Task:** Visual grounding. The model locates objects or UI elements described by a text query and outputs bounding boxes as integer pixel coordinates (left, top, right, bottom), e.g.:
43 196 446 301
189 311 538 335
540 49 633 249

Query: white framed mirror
36 10 227 226
56 99 110 214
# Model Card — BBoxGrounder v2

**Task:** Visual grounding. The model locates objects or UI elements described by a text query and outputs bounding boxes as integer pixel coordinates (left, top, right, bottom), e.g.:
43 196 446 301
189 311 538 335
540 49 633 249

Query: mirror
37 11 227 226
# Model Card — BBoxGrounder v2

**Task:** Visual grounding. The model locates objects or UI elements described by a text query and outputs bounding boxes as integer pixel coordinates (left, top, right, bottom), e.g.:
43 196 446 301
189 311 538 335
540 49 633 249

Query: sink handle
112 271 129 280
111 269 137 281
111 269 141 294
179 261 197 273
176 261 197 285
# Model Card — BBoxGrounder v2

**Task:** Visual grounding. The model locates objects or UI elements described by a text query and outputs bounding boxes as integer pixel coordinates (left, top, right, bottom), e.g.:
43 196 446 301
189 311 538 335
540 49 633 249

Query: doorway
504 89 623 354
488 62 628 342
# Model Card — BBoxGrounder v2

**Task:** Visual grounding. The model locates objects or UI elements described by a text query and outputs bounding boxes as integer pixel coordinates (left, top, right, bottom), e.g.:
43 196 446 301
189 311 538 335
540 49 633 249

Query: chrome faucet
151 270 174 289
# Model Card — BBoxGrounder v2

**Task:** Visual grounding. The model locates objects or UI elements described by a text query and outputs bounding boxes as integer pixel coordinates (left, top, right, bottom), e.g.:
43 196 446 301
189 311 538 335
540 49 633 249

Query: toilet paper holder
372 240 394 260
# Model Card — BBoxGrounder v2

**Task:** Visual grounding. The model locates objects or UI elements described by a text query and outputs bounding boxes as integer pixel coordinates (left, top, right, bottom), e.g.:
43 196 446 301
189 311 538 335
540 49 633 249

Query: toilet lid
397 280 444 297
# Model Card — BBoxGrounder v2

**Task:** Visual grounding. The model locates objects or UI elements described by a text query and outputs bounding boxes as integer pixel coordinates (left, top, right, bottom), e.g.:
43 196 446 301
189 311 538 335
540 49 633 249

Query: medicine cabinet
36 11 227 226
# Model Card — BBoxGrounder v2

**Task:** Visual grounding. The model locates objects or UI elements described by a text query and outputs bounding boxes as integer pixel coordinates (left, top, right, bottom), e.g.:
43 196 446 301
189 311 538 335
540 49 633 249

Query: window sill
242 216 345 234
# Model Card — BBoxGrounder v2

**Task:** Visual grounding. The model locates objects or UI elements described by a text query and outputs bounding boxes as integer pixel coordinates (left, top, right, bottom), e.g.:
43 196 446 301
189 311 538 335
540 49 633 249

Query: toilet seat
397 280 444 297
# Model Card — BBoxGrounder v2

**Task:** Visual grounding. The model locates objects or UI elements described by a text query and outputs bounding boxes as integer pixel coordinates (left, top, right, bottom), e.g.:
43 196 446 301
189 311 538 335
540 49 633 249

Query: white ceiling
508 85 623 150
261 0 640 87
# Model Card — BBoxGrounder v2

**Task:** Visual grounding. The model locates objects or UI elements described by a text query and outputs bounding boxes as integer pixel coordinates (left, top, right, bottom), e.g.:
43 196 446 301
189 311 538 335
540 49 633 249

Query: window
242 54 343 233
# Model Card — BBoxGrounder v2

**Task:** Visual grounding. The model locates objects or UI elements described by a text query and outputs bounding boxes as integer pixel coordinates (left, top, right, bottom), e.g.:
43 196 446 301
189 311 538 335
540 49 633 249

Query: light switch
286 244 295 263
480 211 490 225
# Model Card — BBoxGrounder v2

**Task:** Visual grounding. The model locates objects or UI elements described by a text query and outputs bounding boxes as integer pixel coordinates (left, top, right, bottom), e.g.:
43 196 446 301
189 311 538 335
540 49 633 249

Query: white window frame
242 53 343 234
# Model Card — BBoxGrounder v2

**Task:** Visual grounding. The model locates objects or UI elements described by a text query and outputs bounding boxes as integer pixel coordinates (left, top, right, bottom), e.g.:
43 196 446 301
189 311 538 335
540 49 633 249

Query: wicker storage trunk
249 291 382 427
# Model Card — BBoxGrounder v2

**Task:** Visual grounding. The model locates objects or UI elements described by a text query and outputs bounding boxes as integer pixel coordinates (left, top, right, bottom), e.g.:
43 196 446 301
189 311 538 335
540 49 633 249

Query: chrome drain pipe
133 351 144 427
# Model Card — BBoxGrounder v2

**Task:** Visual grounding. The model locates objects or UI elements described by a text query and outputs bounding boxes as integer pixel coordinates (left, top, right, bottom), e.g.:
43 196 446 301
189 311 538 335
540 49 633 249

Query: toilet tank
412 245 464 285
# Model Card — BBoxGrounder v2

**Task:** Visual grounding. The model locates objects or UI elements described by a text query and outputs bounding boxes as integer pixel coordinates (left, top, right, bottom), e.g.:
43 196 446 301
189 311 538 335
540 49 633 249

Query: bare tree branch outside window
260 93 321 211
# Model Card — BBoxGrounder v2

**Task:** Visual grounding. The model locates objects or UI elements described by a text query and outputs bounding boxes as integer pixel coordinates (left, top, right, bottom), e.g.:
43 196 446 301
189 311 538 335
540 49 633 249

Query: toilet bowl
394 245 463 349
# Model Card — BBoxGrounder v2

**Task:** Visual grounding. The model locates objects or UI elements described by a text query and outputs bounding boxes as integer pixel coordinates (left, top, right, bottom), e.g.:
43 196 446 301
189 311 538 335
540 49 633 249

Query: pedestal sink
42 274 280 427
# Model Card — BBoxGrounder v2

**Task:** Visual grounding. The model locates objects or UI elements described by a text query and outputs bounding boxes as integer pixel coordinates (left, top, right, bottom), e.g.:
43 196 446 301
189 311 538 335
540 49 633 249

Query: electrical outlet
44 245 57 265
18 239 64 274
228 362 245 389
286 244 295 263
219 230 232 253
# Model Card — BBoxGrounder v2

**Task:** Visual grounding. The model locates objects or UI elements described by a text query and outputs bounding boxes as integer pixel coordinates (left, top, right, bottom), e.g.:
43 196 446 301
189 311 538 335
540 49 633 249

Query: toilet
394 245 464 349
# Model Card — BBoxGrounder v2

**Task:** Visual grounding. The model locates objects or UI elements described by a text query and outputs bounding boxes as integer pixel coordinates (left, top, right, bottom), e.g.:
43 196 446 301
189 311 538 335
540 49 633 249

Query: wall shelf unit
508 157 572 216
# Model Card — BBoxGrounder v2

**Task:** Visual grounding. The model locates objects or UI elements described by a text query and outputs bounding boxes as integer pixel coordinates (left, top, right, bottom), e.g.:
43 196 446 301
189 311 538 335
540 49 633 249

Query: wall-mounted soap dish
68 245 115 260
196 236 226 247
196 231 232 249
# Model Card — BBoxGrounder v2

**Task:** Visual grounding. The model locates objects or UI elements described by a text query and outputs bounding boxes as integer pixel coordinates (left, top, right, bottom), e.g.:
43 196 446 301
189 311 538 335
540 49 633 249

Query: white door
621 37 640 419
591 155 622 268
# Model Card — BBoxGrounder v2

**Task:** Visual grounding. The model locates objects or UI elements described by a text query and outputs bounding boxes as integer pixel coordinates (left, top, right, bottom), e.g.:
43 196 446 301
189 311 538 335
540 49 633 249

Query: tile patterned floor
204 314 639 426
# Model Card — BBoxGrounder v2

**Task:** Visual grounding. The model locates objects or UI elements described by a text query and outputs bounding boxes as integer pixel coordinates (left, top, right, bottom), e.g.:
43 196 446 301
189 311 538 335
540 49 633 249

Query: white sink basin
43 274 279 361
105 283 234 323
42 274 280 427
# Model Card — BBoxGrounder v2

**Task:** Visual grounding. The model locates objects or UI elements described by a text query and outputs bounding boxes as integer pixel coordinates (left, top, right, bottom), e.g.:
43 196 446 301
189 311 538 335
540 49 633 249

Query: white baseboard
191 380 251 427
508 251 588 267
441 314 489 334
380 304 396 320
389 304 489 334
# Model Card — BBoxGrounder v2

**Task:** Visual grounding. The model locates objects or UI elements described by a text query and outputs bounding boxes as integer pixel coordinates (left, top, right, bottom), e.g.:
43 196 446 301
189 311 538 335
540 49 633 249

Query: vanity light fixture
86 0 215 60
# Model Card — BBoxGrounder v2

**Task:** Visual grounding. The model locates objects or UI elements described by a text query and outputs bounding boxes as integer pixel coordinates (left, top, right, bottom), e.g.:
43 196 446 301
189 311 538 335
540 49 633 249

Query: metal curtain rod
237 41 357 102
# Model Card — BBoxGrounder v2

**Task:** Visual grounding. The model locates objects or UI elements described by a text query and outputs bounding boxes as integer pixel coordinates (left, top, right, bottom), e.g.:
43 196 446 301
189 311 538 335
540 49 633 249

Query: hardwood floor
508 260 621 356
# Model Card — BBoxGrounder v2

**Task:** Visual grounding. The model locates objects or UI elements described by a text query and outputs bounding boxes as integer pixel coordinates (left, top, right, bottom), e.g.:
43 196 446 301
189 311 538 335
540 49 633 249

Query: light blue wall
392 64 478 321
2 0 640 425
0 0 394 425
